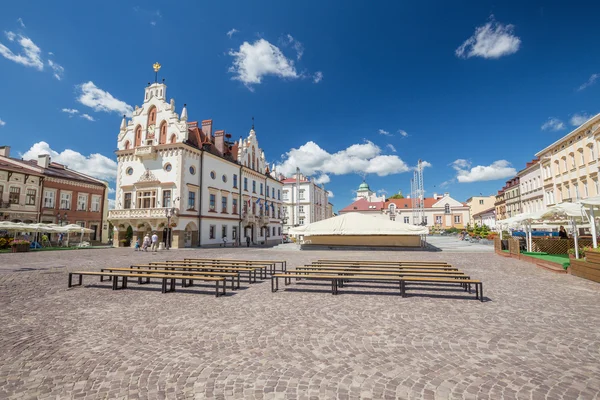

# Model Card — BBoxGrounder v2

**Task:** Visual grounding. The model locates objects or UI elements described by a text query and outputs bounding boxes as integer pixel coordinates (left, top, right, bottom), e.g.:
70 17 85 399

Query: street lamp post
165 207 175 250
57 212 68 226
281 207 288 243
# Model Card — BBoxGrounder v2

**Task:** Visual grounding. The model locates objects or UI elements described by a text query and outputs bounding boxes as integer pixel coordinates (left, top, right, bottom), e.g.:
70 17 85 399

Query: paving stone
0 247 599 399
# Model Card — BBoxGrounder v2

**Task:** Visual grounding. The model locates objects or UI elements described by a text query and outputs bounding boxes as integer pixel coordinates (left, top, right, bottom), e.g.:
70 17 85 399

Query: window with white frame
299 189 305 200
580 150 585 166
590 144 595 162
299 205 304 213
299 217 305 225
574 183 579 200
404 216 409 223
435 216 442 224
454 215 460 223
584 181 589 197
595 179 600 195
91 195 101 212
77 194 88 211
570 154 576 168
9 187 20 204
43 190 54 208
60 192 71 210
282 191 289 201
209 225 216 239
77 221 85 228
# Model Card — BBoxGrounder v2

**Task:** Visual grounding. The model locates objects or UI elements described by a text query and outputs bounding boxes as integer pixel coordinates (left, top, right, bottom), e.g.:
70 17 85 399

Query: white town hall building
109 70 283 248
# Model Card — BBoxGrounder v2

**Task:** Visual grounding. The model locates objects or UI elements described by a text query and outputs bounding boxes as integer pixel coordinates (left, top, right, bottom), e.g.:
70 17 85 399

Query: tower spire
153 62 161 83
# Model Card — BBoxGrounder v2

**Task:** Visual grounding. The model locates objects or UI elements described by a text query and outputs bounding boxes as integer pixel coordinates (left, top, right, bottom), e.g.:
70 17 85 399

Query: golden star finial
153 62 161 72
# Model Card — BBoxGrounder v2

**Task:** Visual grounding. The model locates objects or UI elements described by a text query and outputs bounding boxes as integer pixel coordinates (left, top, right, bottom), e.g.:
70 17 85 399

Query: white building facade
108 77 282 248
518 160 545 215
281 173 330 233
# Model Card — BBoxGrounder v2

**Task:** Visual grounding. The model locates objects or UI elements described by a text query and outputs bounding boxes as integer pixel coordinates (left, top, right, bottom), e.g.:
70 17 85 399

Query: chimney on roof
0 146 10 157
433 192 437 199
214 130 225 155
38 154 50 168
201 119 212 138
444 192 449 197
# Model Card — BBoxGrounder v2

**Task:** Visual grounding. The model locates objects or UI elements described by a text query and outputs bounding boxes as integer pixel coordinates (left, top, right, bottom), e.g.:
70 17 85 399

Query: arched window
124 140 130 150
170 134 177 144
134 126 142 147
444 203 450 214
148 106 157 125
159 121 167 144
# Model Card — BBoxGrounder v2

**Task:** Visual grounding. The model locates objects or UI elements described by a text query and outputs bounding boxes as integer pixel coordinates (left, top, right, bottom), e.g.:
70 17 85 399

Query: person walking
142 234 150 252
134 238 140 251
246 235 250 248
151 232 159 252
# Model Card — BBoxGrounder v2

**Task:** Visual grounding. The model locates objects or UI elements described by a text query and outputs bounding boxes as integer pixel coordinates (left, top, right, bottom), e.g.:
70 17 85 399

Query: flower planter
585 251 600 265
11 244 30 253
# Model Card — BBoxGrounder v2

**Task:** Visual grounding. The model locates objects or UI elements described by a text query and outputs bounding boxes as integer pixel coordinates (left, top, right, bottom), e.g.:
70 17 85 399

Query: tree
388 190 404 199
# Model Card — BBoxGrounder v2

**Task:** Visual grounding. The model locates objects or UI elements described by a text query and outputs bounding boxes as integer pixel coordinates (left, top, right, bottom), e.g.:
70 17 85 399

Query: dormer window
444 203 450 214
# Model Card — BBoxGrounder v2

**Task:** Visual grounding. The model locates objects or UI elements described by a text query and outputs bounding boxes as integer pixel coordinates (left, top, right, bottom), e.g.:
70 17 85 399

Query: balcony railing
134 145 156 159
108 207 179 220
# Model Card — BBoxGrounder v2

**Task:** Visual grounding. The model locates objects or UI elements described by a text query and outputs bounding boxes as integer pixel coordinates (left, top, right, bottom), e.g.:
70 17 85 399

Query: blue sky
1 0 600 211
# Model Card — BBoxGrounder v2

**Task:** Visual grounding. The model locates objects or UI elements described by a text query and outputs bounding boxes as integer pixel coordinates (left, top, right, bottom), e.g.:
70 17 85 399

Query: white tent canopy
290 213 428 236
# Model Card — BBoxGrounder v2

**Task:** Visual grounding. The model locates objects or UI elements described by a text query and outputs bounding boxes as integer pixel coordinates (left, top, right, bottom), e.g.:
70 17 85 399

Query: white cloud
398 129 409 137
313 174 330 185
0 118 5 127
326 190 334 198
570 113 591 127
0 31 44 70
421 160 432 168
77 81 133 116
228 39 299 89
61 108 79 115
313 71 323 83
227 28 239 38
48 59 64 80
386 144 397 153
21 142 116 181
108 198 116 210
108 187 116 194
284 34 304 60
276 140 420 178
452 159 516 183
456 16 521 59
17 18 25 28
80 113 96 122
541 117 565 131
378 129 391 136
577 74 599 91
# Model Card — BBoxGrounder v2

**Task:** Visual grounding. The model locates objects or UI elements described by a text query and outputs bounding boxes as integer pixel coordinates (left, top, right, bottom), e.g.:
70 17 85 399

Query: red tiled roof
339 198 385 212
281 178 310 183
20 160 105 186
385 198 438 208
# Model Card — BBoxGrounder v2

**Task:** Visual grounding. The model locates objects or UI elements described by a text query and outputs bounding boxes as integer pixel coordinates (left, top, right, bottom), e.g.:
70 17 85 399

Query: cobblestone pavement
1 247 599 399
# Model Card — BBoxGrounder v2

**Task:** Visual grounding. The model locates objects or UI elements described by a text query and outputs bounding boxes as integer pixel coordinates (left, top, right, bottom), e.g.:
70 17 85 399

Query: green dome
358 182 370 191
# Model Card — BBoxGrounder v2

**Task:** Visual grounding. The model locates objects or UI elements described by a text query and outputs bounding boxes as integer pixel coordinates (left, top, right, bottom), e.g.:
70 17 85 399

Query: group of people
134 232 159 252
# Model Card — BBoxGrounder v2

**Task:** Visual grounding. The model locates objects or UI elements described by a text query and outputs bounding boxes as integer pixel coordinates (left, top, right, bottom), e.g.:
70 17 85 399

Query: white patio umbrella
579 196 600 248
539 202 587 258
61 224 94 245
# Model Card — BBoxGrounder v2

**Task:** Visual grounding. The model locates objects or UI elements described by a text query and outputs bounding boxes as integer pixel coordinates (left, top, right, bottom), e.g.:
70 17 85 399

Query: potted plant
170 222 177 228
158 222 165 228
11 239 30 253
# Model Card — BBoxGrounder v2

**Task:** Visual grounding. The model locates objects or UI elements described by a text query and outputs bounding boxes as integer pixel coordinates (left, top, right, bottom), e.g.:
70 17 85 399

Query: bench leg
170 278 176 292
475 284 479 300
332 279 336 295
68 273 73 288
78 274 83 286
479 284 484 302
112 276 119 290
237 274 240 289
230 277 235 291
271 276 275 292
401 281 406 298
254 269 257 283
215 280 220 297
222 280 226 297
276 276 279 291
100 271 104 282
162 278 167 293
122 276 128 289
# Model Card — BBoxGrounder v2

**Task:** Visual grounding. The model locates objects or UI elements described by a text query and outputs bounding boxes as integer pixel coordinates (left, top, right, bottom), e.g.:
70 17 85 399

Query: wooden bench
302 265 460 272
288 268 470 280
144 263 260 283
271 273 341 294
151 261 267 280
101 267 240 290
68 271 226 297
316 260 449 266
400 277 484 301
272 274 483 301
184 258 286 273
180 259 277 275
311 262 456 270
